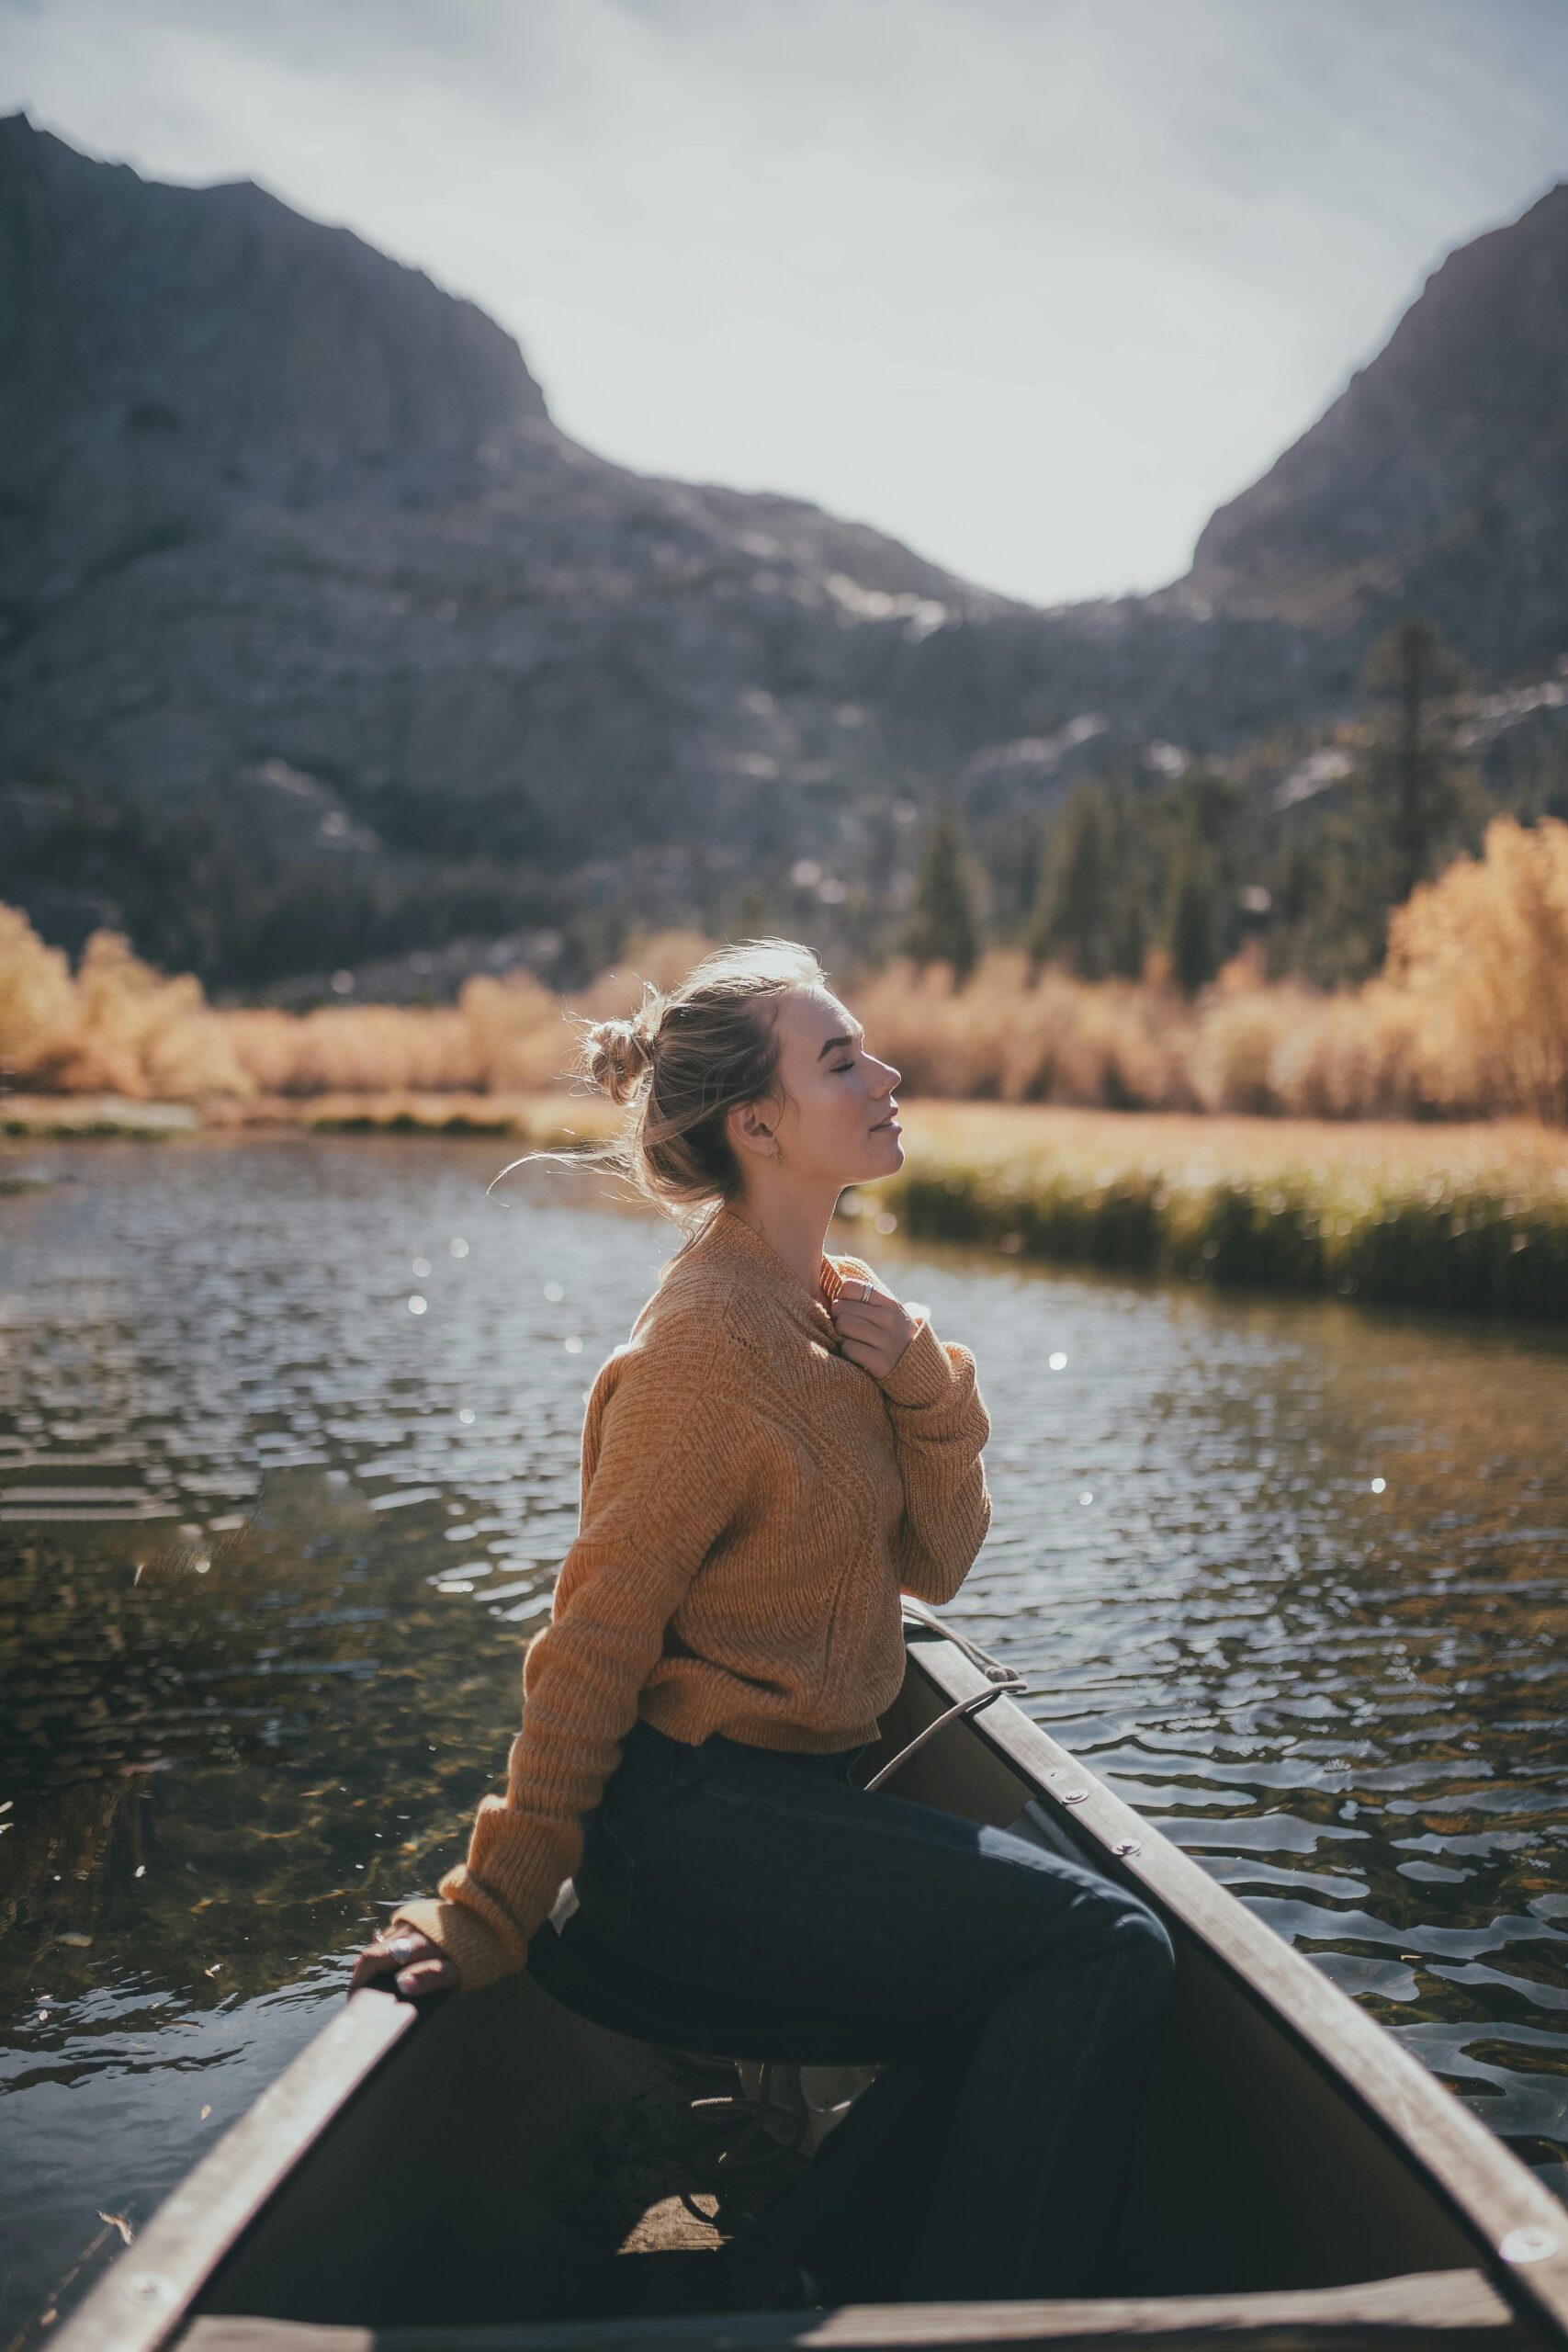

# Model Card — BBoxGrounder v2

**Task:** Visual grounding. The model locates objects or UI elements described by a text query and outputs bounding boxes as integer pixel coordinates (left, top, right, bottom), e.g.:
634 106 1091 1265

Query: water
1 1135 1565 2337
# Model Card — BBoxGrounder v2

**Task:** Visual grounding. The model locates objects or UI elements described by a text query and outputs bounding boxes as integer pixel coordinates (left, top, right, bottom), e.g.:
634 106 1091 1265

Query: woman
351 937 1175 2307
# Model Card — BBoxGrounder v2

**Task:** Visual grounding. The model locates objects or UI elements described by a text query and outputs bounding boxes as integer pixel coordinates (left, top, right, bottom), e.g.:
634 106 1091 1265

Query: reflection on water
1 1136 1565 2334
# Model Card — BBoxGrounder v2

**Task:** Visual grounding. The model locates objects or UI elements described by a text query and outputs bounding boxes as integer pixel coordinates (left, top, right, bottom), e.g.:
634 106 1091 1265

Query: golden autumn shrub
5 820 1568 1124
849 953 1194 1108
459 969 579 1092
1387 815 1568 1124
0 904 77 1084
221 1002 480 1095
0 910 254 1099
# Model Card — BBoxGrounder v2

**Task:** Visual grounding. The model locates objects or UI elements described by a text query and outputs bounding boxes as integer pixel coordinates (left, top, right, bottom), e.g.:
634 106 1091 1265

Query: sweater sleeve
841 1259 993 1608
386 1316 759 1994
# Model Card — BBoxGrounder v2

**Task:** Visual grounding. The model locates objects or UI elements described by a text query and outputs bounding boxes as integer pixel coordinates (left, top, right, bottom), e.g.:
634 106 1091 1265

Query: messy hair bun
484 937 827 1236
584 1012 655 1107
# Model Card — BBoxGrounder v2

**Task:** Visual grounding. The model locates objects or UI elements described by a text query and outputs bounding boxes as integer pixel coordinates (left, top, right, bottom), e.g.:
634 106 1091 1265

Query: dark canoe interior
52 1615 1568 2352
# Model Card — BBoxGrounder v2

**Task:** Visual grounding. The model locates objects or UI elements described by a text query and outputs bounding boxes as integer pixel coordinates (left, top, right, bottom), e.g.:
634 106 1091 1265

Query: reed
857 1105 1568 1320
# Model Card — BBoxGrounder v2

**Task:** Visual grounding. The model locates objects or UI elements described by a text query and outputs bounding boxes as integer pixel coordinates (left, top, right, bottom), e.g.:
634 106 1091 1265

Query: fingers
350 1960 397 1997
830 1294 915 1355
393 1954 457 1996
348 1943 400 1996
829 1294 896 1333
348 1932 456 2000
832 1305 918 1381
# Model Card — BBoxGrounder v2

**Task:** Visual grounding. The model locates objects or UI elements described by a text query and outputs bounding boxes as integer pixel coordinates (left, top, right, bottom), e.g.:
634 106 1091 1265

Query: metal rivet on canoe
1112 1839 1142 1857
124 2274 175 2306
1500 2226 1559 2264
1062 1789 1089 1804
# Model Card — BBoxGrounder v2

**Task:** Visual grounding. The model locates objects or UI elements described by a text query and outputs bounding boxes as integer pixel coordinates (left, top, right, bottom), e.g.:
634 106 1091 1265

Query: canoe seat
526 1889 910 2063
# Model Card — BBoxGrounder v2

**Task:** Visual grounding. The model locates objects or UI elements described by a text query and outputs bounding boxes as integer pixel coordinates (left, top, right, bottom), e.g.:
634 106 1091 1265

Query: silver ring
380 1935 422 1965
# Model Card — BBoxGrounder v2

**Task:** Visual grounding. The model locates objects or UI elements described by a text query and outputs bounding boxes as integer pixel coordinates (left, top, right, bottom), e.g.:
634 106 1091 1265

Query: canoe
47 1598 1568 2352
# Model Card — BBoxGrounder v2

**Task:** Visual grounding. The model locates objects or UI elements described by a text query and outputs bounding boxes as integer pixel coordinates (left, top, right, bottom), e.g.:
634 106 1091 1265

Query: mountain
1166 178 1568 671
1 112 1564 981
0 115 1014 873
0 119 1299 872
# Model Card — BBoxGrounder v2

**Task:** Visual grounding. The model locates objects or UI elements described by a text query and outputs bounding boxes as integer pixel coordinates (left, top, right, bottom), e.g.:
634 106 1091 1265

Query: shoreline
5 1091 1565 1320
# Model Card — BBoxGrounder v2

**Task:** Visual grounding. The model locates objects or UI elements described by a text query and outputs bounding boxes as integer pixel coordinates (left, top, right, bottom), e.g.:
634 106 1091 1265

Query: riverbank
857 1103 1568 1320
6 1091 1566 1318
0 1088 581 1140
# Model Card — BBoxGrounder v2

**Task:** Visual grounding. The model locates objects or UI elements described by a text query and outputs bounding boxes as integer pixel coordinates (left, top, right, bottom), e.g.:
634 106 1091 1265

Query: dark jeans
574 1715 1176 2303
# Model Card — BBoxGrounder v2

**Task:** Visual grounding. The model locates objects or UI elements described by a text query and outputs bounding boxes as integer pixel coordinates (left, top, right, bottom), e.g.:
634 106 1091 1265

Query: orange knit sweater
387 1199 992 1993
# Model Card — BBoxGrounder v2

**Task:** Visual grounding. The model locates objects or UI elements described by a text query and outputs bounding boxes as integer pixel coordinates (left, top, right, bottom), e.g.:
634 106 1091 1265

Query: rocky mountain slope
1 112 1564 961
0 118 1303 879
1167 177 1568 672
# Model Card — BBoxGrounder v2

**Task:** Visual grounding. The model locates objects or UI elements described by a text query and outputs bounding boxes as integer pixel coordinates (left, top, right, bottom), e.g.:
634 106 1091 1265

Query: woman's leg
898 1888 1176 2300
589 1725 1177 2301
750 1983 995 2301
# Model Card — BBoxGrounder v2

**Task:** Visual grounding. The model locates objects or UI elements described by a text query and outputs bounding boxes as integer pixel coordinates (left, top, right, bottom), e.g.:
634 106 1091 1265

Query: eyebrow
817 1023 865 1061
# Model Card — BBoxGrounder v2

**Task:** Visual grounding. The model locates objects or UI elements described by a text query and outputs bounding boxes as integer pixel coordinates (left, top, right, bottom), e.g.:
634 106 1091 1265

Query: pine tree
904 799 981 984
1102 779 1152 978
1165 826 1220 994
1358 616 1471 905
1029 786 1110 977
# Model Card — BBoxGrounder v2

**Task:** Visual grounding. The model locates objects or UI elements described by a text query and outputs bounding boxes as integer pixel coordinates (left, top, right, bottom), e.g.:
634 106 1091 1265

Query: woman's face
755 987 903 1182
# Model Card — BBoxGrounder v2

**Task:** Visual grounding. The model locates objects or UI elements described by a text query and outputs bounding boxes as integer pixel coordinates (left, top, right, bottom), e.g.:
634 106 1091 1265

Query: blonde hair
487 936 828 1236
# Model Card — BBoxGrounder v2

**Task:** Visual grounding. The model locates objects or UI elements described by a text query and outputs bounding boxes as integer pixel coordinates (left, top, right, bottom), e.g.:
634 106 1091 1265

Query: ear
726 1097 778 1161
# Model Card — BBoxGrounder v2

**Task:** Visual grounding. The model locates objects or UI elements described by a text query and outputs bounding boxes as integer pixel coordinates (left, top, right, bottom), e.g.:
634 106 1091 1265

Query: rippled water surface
2 1135 1566 2336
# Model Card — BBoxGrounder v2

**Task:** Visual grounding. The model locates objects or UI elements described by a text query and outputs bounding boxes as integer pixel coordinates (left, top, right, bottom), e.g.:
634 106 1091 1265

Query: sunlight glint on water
0 1134 1565 2337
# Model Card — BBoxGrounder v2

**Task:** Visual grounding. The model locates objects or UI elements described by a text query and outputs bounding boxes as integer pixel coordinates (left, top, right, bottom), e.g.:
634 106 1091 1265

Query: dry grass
198 1087 621 1142
845 950 1446 1118
9 821 1565 1311
842 818 1568 1125
895 1100 1568 1186
2 817 1565 1136
867 1099 1568 1318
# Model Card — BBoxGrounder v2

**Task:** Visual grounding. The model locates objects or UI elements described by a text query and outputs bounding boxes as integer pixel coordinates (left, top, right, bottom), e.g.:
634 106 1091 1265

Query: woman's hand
348 1926 461 2000
829 1269 921 1380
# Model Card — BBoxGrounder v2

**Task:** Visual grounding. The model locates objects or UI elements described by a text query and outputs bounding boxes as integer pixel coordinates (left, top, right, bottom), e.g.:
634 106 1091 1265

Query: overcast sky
5 0 1565 606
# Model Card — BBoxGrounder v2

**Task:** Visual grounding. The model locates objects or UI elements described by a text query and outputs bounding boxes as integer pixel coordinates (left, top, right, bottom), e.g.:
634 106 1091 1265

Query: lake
2 1133 1565 2338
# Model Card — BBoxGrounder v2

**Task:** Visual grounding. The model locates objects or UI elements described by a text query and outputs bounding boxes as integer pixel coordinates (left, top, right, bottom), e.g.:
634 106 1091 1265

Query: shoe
710 2223 826 2309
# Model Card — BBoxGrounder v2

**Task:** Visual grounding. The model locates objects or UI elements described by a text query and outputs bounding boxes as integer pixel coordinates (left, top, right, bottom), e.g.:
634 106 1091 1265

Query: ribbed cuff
384 1895 531 1996
879 1314 957 1408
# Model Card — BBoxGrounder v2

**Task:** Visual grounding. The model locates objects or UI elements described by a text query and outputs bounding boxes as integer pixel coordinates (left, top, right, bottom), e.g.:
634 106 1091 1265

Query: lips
872 1107 900 1131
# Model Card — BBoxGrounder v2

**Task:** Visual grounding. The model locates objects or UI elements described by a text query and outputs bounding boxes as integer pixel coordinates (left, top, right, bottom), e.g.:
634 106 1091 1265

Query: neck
724 1185 840 1303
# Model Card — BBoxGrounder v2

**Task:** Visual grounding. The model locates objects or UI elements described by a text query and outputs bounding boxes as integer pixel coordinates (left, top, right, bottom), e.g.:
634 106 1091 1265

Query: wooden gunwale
44 1995 421 2352
176 2265 1529 2349
897 1626 1568 2347
39 1623 1568 2352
